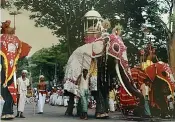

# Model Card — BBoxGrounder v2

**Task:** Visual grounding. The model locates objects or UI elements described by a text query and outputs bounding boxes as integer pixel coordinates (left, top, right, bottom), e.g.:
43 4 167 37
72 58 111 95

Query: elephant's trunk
116 62 145 106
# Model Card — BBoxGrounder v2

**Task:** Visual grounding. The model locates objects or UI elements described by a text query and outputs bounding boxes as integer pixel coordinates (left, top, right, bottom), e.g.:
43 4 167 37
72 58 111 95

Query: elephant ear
107 34 131 75
92 38 104 58
155 61 175 92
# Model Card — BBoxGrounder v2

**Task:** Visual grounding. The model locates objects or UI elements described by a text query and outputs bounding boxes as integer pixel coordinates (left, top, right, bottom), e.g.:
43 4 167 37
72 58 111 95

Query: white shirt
90 76 97 91
169 101 174 110
145 85 149 95
79 74 89 90
17 77 30 95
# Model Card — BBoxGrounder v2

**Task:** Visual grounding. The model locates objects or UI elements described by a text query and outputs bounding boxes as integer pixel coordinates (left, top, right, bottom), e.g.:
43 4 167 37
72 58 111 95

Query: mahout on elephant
1 20 31 120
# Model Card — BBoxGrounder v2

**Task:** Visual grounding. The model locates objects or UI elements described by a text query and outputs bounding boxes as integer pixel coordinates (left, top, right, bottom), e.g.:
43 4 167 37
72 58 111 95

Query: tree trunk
66 26 72 56
170 33 175 77
170 0 175 76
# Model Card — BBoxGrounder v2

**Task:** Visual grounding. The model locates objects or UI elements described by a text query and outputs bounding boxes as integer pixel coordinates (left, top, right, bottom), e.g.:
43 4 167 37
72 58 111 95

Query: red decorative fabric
118 86 137 106
19 41 32 58
131 68 148 85
1 34 31 104
1 34 21 83
8 83 17 103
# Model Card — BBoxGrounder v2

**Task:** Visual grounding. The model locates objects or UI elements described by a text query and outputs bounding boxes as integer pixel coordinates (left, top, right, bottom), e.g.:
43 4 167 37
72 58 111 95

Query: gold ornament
114 23 123 31
102 19 111 29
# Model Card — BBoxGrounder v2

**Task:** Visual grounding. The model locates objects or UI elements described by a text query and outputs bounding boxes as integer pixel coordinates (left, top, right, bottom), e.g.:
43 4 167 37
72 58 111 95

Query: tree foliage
16 57 29 78
6 0 173 74
29 41 68 85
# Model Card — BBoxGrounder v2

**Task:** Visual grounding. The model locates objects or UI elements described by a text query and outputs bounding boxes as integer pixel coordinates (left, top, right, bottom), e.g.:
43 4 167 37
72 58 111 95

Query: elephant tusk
115 62 132 96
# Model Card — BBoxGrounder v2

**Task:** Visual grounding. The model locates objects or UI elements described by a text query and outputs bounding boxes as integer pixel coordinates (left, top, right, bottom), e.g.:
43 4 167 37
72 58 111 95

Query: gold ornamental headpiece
102 19 111 29
112 24 123 34
115 23 123 31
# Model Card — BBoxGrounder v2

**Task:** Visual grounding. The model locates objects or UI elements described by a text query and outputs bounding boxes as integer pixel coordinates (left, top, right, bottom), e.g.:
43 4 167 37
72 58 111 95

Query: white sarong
18 92 26 112
49 93 58 106
57 96 63 106
109 99 115 112
63 96 69 107
0 98 5 116
37 93 46 113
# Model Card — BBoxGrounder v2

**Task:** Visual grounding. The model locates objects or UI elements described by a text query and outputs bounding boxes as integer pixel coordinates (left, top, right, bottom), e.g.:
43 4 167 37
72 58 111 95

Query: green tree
9 0 172 66
16 57 29 77
30 42 68 85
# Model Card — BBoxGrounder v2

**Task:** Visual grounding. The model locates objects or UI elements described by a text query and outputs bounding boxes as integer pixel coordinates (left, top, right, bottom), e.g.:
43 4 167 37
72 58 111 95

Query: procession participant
0 95 5 117
168 97 174 118
112 24 122 37
0 62 5 118
16 70 30 118
140 79 151 117
101 19 111 34
109 86 115 112
1 20 15 34
76 69 91 120
56 87 64 106
37 75 47 114
49 87 58 106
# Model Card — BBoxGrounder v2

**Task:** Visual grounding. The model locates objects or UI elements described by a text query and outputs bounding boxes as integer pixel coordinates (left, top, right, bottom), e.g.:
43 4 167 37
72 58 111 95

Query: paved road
1 104 175 122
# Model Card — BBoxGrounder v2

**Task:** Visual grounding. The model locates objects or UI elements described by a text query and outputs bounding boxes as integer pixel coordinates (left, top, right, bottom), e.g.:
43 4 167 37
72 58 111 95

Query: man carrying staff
16 70 30 118
37 75 47 114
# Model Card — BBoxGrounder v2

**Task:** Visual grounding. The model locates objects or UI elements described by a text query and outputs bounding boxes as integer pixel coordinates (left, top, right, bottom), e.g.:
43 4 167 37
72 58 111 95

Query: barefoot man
37 75 47 114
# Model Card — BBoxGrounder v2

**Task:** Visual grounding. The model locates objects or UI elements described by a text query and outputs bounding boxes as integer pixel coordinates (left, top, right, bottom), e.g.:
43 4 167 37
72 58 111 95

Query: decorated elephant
0 20 31 119
63 25 144 118
131 61 175 118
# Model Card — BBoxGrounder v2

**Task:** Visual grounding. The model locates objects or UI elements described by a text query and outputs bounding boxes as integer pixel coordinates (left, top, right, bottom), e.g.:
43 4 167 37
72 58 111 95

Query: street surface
1 104 175 122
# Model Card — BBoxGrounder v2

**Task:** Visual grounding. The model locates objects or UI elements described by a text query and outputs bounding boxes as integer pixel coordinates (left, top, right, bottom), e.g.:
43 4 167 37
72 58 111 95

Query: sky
1 9 169 57
1 9 59 57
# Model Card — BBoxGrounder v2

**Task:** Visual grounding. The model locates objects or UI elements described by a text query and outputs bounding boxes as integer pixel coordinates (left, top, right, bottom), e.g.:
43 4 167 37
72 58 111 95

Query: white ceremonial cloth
17 77 29 112
37 93 46 112
0 97 5 117
109 99 115 112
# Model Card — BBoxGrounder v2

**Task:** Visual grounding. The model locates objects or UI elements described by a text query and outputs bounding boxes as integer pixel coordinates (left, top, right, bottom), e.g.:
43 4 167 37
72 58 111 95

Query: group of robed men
2 70 47 119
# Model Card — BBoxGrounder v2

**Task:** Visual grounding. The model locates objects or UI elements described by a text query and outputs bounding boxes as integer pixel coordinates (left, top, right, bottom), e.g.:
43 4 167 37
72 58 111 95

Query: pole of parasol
30 72 36 115
9 10 22 33
28 63 37 115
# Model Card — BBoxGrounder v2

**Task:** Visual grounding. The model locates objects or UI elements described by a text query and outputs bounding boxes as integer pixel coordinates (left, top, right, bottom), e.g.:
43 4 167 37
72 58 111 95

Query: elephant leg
76 98 81 116
158 98 169 118
95 87 109 119
65 92 74 116
1 86 14 119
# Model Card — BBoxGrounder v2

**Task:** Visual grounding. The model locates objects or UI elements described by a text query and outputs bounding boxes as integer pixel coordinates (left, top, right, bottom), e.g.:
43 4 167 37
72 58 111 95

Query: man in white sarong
49 87 58 106
37 75 47 114
16 70 30 118
56 88 64 106
0 95 5 117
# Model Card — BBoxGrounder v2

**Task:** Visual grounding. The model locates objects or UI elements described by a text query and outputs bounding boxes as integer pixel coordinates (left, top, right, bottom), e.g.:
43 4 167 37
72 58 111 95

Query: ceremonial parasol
9 10 22 30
